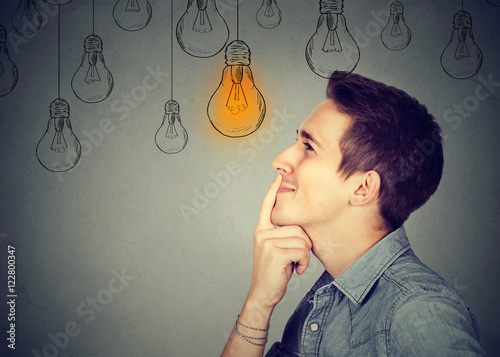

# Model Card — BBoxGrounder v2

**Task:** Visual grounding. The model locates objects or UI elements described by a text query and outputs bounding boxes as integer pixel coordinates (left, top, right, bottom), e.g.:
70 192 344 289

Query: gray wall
1 0 499 356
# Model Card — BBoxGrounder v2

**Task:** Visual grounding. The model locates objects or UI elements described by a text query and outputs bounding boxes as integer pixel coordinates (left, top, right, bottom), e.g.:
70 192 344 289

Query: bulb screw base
165 100 180 114
390 1 404 14
84 34 103 53
453 11 472 29
320 0 343 14
50 98 70 118
225 40 251 66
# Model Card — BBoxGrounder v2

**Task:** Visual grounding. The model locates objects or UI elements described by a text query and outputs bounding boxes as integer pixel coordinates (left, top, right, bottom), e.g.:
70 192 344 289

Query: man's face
271 100 353 229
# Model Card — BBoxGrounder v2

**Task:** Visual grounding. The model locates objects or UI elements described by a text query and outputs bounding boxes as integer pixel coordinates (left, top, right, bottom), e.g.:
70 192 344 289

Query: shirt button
310 323 319 332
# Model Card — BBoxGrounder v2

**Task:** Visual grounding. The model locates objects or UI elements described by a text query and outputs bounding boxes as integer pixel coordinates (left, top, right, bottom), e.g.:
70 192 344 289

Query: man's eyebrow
297 129 323 149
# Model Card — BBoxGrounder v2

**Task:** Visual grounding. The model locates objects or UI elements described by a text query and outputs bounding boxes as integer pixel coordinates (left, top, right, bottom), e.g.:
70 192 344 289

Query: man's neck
305 220 390 279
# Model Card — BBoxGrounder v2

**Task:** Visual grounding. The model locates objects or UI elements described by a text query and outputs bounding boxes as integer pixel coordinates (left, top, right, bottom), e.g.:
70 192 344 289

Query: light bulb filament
125 0 140 12
391 14 402 36
22 0 34 21
323 14 342 52
166 123 178 140
85 53 101 84
193 10 212 33
227 83 248 115
226 66 248 115
51 131 68 153
454 29 470 60
264 1 274 17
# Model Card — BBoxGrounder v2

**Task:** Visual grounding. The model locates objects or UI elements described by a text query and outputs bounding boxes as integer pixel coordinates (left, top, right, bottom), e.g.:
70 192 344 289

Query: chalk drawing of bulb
207 40 266 138
381 1 411 50
71 34 114 103
305 0 360 79
113 0 152 31
440 10 483 79
0 26 19 97
155 100 188 154
12 0 43 35
36 98 82 172
176 0 229 58
256 0 282 29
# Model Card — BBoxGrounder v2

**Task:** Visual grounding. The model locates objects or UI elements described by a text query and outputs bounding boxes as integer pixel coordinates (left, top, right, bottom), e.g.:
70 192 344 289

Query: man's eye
303 142 313 151
295 138 313 151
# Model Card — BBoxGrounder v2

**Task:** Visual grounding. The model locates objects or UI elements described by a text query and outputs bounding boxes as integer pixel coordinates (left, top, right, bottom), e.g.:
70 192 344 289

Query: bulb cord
170 0 174 100
92 0 95 34
237 0 239 40
58 5 61 99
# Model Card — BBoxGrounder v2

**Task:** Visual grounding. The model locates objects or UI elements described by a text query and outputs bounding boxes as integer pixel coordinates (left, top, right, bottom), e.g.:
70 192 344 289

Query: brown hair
327 71 444 230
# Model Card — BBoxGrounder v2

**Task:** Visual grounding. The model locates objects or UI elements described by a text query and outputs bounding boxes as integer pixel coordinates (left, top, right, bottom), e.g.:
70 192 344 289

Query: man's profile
221 72 485 356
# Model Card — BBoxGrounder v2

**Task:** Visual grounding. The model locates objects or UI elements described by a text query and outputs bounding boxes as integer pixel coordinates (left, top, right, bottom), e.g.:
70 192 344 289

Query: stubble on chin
270 205 293 227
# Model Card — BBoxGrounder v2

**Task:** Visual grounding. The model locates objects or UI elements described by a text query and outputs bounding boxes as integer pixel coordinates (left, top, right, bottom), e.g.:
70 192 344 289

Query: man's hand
221 174 312 357
247 174 313 311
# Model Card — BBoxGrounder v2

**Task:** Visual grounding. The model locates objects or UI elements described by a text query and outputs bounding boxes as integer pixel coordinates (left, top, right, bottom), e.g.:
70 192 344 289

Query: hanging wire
58 5 61 98
92 0 95 34
236 0 239 40
171 0 173 100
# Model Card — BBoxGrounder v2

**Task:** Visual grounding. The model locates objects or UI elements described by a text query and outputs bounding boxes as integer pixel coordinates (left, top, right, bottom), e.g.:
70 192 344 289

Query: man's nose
272 145 295 175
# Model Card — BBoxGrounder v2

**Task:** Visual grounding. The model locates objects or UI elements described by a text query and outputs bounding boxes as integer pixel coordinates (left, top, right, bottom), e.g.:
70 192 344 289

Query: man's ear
351 171 381 206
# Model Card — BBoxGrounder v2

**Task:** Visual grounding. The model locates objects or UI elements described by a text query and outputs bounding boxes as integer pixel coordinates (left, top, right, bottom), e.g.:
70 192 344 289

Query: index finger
256 174 282 231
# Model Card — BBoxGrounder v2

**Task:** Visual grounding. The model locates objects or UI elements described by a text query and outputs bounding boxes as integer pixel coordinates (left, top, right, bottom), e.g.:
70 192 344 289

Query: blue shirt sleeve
388 291 486 356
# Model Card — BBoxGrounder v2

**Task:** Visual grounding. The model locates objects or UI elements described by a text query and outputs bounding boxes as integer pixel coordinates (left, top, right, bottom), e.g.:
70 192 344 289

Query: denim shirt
266 227 486 356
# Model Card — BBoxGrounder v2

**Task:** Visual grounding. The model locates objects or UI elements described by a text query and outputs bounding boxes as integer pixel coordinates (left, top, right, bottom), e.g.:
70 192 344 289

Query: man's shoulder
381 248 457 296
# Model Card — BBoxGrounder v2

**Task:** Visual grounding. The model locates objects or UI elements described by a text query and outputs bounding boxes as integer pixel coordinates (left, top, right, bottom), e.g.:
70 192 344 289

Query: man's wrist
240 298 274 331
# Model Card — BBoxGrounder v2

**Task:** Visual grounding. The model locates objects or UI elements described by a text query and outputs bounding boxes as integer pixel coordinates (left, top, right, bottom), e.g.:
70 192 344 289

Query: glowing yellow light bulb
207 40 266 138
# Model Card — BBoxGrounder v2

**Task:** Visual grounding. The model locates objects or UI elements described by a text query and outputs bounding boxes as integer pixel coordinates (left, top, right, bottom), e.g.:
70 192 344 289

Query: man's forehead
299 101 351 146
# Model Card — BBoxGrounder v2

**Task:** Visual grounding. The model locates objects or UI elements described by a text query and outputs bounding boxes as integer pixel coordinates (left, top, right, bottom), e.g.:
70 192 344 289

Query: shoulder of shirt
380 249 478 332
346 248 480 349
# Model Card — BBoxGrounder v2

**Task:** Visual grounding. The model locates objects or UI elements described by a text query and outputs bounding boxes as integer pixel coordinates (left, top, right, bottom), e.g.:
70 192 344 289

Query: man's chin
271 210 294 227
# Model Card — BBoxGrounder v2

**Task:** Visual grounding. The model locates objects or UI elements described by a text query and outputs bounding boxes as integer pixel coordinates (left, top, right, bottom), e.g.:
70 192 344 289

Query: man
221 72 485 356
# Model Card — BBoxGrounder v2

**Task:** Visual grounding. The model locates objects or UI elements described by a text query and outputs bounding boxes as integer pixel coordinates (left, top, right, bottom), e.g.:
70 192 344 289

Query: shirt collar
331 226 411 305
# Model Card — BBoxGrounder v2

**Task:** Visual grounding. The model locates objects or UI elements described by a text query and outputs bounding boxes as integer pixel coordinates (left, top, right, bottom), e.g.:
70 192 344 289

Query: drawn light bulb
256 0 282 29
36 98 82 172
155 100 188 154
113 0 152 31
44 0 73 4
305 0 360 79
12 0 43 35
208 40 266 138
381 1 411 50
71 34 114 103
0 26 19 97
440 11 483 79
176 0 229 58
